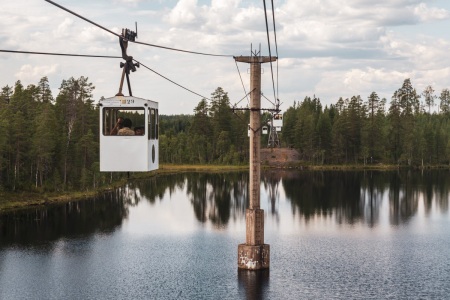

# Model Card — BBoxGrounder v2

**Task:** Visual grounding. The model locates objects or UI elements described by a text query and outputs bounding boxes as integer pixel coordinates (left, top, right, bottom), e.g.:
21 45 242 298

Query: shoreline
0 163 448 213
0 164 247 214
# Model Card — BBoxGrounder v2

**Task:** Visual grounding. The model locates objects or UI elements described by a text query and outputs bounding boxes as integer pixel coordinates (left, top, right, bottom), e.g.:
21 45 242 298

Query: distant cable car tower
99 25 159 172
267 99 282 148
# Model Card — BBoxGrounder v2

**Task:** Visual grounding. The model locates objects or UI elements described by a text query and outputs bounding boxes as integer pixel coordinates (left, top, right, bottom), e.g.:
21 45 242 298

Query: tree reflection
360 171 384 227
126 172 249 227
0 190 130 247
186 173 248 227
282 170 450 225
124 172 250 226
282 171 361 223
388 170 418 225
261 170 283 224
126 173 187 205
1 170 448 248
422 170 450 213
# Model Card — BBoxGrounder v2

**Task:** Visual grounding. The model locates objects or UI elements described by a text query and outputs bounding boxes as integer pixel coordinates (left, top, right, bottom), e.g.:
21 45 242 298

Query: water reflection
125 173 249 226
261 171 281 222
125 173 186 206
281 170 450 226
1 170 449 300
186 173 248 226
238 269 270 300
0 189 130 246
1 170 449 247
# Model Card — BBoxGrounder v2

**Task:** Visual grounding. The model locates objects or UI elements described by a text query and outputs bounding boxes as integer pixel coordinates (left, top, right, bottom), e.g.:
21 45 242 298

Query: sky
1 0 450 115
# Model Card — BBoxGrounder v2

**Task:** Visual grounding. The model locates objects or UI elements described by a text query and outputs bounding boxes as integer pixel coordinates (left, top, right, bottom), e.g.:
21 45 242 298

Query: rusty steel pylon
234 52 277 270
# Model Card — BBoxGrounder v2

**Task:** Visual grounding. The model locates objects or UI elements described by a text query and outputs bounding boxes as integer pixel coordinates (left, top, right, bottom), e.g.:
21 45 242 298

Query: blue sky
1 0 450 114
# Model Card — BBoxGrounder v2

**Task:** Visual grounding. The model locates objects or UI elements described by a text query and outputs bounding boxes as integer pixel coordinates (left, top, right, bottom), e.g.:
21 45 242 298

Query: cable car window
155 109 159 140
149 108 158 140
102 107 146 136
147 108 153 140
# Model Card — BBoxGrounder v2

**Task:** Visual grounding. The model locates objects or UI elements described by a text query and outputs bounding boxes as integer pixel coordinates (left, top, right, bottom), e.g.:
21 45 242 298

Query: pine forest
0 76 449 193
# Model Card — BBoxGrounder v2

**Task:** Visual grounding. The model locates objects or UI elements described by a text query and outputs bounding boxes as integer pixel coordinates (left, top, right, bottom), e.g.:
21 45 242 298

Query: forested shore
160 78 450 167
0 76 449 196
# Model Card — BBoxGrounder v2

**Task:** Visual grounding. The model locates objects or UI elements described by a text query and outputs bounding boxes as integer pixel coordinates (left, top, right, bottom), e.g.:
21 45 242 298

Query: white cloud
342 68 410 91
53 18 74 39
1 0 450 114
113 0 144 6
381 32 450 70
15 64 60 82
166 0 204 27
414 3 450 22
80 26 109 42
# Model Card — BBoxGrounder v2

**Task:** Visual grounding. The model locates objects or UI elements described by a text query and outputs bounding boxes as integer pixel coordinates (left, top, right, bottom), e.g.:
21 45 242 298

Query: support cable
270 0 279 101
232 88 255 109
230 109 248 127
261 92 276 107
1 49 211 101
0 49 120 59
44 0 233 58
134 59 211 100
45 0 119 36
234 60 250 106
262 0 277 104
133 40 232 58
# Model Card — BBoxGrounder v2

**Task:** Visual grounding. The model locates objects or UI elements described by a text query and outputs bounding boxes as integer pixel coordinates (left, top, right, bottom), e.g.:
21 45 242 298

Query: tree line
0 78 250 192
162 79 450 167
283 79 450 166
1 76 449 192
0 76 101 192
159 87 250 165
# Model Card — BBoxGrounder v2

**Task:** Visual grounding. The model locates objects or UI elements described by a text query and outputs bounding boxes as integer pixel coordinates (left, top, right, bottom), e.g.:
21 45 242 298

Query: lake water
1 170 449 299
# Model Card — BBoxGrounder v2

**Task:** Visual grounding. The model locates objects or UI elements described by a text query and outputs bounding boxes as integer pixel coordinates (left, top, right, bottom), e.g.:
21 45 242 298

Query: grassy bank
261 161 450 171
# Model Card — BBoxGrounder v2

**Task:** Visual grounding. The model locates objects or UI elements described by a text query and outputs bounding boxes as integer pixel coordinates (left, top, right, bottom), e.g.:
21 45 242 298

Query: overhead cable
44 0 233 58
262 0 277 104
0 49 120 59
44 0 119 37
1 49 211 101
132 40 232 58
270 0 279 101
234 60 250 105
135 59 211 100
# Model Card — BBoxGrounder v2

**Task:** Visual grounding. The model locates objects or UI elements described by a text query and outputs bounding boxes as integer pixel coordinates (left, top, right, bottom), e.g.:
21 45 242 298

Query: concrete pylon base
237 244 270 270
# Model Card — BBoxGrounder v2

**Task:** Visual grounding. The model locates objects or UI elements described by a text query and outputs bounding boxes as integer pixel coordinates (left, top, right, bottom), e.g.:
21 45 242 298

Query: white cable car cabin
99 96 159 172
273 113 283 132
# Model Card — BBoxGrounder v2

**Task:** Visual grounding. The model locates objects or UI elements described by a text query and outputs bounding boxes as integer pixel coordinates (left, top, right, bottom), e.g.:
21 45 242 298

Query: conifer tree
422 85 436 114
439 88 450 114
37 76 54 103
388 91 402 163
209 87 232 161
31 102 57 188
190 99 212 163
316 110 332 164
366 92 381 162
55 77 96 189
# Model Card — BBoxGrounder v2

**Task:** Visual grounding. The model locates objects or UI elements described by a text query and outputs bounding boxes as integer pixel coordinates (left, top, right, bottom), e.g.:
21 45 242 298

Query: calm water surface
1 170 450 299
